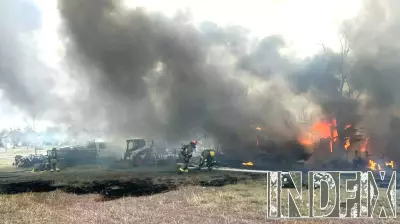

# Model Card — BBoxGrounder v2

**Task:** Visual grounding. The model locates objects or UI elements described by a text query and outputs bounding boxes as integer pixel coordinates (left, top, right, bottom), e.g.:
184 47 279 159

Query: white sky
33 0 363 59
0 0 363 131
122 0 362 57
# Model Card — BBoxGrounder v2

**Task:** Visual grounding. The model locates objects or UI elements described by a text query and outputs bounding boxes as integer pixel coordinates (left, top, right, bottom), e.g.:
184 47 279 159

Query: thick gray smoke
345 0 400 159
57 0 304 157
8 0 400 162
346 0 400 110
0 0 63 119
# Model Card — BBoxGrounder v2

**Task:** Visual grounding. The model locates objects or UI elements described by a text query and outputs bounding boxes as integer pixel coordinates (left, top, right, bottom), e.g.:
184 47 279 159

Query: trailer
56 145 97 167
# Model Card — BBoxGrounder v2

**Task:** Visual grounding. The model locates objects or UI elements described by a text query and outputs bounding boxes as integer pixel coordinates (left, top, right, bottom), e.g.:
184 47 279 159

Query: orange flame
297 133 314 146
345 124 352 130
344 138 350 150
369 160 382 171
385 160 394 169
242 161 254 166
360 138 369 153
255 127 262 131
298 117 338 152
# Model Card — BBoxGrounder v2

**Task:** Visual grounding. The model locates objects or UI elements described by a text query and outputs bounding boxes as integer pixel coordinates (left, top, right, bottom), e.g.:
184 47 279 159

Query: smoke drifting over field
2 0 400 158
57 0 304 150
0 0 59 118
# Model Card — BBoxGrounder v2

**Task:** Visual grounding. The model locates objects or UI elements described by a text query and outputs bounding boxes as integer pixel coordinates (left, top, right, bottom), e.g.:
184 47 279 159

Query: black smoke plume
57 0 307 159
12 0 400 162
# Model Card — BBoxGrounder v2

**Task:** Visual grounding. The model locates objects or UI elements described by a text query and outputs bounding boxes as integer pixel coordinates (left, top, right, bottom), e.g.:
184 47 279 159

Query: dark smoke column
58 0 309 161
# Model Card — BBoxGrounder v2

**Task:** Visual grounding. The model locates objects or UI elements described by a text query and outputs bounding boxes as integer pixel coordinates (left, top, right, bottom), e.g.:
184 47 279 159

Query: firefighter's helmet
210 150 215 157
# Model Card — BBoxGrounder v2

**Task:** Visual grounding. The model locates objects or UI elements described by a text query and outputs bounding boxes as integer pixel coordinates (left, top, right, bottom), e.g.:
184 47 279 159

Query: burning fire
344 137 350 150
345 124 352 130
360 137 369 152
369 160 381 171
242 161 254 166
368 160 395 171
385 160 394 169
255 127 262 131
298 133 314 146
298 117 339 152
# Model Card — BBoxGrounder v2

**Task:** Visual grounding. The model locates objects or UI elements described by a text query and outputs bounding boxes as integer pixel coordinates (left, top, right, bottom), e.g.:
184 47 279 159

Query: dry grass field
0 180 398 224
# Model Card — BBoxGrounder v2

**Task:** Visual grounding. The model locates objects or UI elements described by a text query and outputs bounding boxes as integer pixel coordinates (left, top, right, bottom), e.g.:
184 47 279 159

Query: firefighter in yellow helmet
198 148 216 171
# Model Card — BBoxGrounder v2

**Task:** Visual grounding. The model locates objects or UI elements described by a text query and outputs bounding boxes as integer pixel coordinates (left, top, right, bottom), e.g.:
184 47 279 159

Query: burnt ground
0 165 265 199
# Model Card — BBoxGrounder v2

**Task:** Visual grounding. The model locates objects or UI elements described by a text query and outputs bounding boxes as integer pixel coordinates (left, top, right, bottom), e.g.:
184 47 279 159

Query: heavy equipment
123 138 177 167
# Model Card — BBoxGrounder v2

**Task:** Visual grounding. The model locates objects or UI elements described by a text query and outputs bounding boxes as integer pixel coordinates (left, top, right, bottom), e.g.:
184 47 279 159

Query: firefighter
48 147 60 172
179 140 198 173
198 149 216 171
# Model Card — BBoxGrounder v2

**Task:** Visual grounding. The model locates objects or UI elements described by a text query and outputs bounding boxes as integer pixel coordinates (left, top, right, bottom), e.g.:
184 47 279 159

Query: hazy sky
122 0 362 57
0 0 363 130
35 0 362 58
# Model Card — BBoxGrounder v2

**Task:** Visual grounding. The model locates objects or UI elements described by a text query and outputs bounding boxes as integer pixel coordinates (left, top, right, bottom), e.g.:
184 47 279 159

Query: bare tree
317 33 363 154
319 33 360 100
337 33 350 94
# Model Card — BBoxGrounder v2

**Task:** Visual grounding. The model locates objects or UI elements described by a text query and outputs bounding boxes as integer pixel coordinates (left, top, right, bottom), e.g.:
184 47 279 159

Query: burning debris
344 137 350 150
386 160 394 169
297 114 398 171
297 116 341 153
368 160 381 171
352 146 396 171
367 159 395 171
360 137 369 153
242 161 254 166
